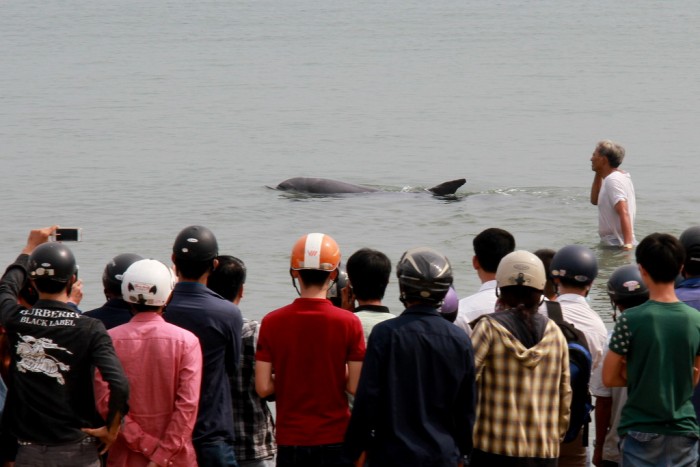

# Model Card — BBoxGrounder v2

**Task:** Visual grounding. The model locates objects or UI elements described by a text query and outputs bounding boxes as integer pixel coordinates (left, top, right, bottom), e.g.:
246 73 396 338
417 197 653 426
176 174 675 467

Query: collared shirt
84 298 133 330
165 281 243 444
556 293 608 378
95 312 202 467
344 304 476 466
232 319 276 462
454 280 497 335
354 304 394 344
471 313 571 459
0 254 129 445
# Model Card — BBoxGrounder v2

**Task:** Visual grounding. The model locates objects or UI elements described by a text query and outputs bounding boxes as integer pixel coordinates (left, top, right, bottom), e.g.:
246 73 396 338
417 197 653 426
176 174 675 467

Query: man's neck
557 284 589 297
477 270 496 284
357 299 383 307
177 275 208 286
599 166 617 179
38 292 69 303
647 282 679 303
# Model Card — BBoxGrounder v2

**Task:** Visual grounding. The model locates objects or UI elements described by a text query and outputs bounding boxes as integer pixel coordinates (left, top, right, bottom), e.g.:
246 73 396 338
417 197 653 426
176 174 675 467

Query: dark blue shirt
165 281 243 444
84 298 133 330
344 304 476 466
677 278 700 429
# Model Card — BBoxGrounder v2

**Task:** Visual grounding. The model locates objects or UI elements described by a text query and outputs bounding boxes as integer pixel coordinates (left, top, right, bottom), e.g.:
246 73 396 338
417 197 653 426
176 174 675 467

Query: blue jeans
277 444 352 467
195 440 240 467
621 431 699 467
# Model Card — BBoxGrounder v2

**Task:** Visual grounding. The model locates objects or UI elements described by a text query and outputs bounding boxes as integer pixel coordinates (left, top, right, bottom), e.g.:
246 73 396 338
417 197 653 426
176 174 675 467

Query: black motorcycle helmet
607 264 649 319
326 262 348 308
680 226 700 276
29 243 77 293
550 245 598 286
102 253 144 296
397 247 453 306
172 225 219 261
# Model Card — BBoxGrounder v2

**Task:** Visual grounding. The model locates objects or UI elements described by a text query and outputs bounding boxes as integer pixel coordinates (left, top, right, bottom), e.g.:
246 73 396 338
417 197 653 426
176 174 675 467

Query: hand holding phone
51 228 83 242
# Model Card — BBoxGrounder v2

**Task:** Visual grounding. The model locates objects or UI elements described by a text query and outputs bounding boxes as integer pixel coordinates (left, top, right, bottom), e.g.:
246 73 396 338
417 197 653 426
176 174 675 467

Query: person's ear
472 256 480 271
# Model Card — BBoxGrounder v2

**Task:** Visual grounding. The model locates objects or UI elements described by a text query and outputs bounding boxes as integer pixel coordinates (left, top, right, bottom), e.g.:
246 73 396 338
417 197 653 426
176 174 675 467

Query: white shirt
598 170 636 246
556 293 608 372
454 280 498 335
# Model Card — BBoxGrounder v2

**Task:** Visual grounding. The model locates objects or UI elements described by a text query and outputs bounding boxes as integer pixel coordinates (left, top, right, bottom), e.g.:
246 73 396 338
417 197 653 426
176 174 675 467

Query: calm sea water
1 0 699 323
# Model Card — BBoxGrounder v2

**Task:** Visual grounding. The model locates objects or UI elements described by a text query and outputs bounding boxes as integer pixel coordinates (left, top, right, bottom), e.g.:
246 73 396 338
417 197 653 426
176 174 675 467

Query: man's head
472 228 515 273
121 259 175 313
607 264 649 318
534 248 557 300
550 244 598 293
289 233 341 292
496 250 546 310
102 253 143 300
396 246 453 307
346 248 391 302
207 255 247 303
29 242 78 296
172 225 219 281
680 226 700 278
594 139 626 168
636 233 685 284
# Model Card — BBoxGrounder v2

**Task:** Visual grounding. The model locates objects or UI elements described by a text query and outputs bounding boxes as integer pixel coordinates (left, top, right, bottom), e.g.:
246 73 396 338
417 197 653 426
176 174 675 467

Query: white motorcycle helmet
121 259 176 307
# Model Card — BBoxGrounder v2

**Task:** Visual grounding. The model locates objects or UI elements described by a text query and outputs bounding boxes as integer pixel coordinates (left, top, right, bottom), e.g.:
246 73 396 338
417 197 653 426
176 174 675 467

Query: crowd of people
0 140 698 467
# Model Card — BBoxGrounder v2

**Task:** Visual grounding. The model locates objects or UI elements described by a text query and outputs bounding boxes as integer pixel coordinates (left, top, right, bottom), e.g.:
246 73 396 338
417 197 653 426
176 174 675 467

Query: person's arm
559 341 572 440
590 173 603 205
602 350 627 387
255 360 275 398
82 323 130 453
614 199 634 249
593 396 613 466
346 361 362 395
695 355 700 387
148 338 203 466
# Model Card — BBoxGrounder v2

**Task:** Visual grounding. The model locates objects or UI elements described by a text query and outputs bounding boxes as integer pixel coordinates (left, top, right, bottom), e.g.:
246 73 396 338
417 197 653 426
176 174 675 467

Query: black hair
636 233 685 283
614 294 648 311
498 285 542 333
534 248 557 298
207 255 247 301
346 248 391 301
31 278 71 295
298 269 332 287
173 258 215 281
129 303 161 314
473 228 515 273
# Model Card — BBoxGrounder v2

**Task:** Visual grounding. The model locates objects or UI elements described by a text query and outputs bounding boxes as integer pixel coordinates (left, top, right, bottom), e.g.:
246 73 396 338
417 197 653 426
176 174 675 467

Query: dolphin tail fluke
428 178 466 196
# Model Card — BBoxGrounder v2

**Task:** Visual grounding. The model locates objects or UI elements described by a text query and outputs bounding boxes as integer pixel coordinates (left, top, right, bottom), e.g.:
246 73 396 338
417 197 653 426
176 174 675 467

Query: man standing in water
590 140 636 250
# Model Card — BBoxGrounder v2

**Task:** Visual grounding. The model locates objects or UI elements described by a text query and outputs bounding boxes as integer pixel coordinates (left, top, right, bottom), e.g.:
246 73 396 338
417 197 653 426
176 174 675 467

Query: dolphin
275 177 466 196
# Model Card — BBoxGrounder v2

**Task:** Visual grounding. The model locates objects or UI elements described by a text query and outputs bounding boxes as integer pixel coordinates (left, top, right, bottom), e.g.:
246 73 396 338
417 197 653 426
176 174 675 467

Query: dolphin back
428 178 467 196
276 177 378 194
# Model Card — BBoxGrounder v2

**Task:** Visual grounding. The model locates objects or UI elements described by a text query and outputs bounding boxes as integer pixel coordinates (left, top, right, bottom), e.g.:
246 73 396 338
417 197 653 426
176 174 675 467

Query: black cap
103 253 144 294
172 225 219 261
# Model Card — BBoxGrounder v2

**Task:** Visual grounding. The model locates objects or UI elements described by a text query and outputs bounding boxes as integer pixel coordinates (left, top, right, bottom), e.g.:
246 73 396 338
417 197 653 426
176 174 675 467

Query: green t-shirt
609 300 700 436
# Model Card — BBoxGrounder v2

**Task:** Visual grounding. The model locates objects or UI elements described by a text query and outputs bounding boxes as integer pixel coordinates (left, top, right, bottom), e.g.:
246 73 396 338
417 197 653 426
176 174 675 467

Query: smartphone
52 228 83 242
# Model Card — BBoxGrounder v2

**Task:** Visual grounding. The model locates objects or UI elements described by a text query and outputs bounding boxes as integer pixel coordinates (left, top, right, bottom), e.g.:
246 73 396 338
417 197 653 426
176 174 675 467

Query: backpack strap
545 300 564 324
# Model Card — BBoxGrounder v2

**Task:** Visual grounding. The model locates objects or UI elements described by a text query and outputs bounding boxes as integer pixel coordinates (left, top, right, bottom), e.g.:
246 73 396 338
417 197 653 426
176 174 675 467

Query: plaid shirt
471 315 571 459
232 319 276 461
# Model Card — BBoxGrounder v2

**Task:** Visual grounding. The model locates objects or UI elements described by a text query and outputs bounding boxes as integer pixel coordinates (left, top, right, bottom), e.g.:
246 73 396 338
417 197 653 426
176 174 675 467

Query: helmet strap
289 269 301 297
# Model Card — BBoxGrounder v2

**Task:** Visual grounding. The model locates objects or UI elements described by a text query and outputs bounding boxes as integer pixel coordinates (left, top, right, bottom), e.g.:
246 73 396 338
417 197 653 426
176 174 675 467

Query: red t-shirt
256 298 366 445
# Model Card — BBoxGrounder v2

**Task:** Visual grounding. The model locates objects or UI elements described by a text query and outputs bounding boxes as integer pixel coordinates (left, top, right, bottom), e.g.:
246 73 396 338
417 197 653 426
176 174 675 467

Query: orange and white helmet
290 233 341 271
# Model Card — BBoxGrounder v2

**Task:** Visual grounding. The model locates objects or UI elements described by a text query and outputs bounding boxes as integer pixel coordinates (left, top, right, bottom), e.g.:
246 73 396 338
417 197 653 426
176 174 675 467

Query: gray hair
596 140 626 168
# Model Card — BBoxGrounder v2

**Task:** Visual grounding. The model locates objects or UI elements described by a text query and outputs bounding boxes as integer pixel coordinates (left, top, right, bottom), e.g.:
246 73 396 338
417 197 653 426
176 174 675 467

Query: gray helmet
550 245 598 285
326 262 348 307
29 243 77 283
397 247 453 305
103 253 144 295
607 264 648 302
172 225 219 261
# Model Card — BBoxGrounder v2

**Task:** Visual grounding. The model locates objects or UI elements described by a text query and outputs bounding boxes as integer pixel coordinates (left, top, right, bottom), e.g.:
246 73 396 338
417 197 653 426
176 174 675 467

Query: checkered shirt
231 319 276 461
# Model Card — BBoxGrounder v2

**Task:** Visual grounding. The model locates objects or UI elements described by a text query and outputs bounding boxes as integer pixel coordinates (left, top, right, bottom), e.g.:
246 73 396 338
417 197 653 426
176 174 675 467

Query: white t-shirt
556 293 609 373
453 280 497 335
598 170 636 246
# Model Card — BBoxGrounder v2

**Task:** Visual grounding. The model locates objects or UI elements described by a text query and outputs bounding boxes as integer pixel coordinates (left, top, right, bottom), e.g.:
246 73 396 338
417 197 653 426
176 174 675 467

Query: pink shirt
95 312 202 467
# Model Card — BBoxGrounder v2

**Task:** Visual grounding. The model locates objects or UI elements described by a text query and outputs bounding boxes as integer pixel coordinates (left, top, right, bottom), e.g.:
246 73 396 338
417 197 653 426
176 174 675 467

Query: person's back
344 247 476 467
470 251 571 466
208 255 276 466
255 233 365 467
454 228 515 333
677 226 700 311
344 248 394 343
95 259 202 467
164 225 243 466
0 229 129 465
603 233 700 466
